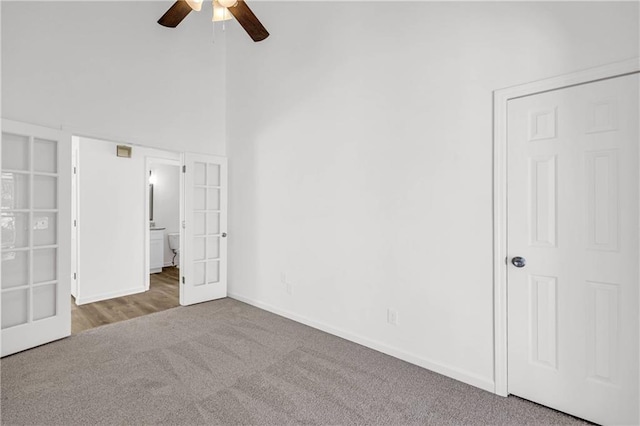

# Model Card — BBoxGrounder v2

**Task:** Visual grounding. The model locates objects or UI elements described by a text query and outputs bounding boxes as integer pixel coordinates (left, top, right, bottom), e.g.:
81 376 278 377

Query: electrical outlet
281 272 295 295
387 309 398 326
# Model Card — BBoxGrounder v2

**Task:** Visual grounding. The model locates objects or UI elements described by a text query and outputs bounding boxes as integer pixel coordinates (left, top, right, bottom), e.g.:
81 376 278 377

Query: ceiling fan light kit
185 0 203 12
158 0 269 42
212 0 233 22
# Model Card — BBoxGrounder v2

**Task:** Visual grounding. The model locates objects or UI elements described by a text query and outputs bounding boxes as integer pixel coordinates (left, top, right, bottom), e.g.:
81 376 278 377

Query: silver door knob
511 256 526 268
221 232 227 238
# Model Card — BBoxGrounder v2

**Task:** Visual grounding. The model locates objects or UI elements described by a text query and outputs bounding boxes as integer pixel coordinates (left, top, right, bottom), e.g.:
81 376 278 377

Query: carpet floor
1 298 588 425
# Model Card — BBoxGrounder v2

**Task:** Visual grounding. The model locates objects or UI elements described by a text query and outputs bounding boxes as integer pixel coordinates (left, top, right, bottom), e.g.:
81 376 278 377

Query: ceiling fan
158 0 269 42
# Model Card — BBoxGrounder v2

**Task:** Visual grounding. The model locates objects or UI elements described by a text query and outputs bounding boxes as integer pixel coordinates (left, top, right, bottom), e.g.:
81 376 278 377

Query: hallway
71 267 180 334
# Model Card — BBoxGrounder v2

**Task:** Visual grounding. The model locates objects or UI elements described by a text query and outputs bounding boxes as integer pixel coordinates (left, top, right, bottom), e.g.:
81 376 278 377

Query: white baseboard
228 291 495 393
76 286 147 305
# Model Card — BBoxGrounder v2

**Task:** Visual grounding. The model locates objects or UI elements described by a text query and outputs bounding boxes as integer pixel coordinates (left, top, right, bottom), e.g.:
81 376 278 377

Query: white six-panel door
180 153 227 306
507 74 639 425
1 120 71 357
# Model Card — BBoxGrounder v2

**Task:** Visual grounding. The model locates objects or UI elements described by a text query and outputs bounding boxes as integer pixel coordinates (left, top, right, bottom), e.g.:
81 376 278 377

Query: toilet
168 233 180 267
168 233 180 253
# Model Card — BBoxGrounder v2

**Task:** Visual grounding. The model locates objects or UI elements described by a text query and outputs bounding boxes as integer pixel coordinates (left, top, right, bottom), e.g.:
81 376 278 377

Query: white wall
77 136 179 304
2 1 226 155
226 2 639 391
150 163 181 266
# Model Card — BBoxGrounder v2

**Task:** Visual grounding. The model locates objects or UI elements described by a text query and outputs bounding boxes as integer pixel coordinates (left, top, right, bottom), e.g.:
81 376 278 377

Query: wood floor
71 267 180 334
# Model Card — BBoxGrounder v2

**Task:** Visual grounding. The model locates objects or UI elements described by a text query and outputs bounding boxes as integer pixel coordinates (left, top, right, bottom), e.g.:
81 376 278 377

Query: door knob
221 232 227 238
511 256 526 268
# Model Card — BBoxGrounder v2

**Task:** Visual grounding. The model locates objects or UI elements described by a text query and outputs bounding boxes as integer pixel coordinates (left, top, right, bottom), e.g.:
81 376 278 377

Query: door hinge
73 272 77 280
182 276 185 284
182 221 185 229
73 219 77 227
73 166 77 174
182 165 186 173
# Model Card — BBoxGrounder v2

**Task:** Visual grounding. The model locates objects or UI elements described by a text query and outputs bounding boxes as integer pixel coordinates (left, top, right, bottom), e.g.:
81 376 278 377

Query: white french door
1 120 71 357
507 74 639 425
180 153 227 306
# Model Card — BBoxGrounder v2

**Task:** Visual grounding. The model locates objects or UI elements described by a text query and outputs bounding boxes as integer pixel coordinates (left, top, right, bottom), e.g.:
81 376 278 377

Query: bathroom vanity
150 228 165 273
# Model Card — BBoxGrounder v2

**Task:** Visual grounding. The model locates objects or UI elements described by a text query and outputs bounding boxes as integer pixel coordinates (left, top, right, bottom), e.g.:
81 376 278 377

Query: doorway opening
70 136 183 334
146 158 182 319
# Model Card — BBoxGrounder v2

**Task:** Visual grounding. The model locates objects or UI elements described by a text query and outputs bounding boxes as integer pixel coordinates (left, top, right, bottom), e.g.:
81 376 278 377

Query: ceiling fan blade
227 1 269 42
158 1 193 28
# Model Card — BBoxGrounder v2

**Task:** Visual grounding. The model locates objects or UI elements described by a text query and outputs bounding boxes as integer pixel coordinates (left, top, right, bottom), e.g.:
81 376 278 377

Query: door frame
492 57 640 396
71 137 79 299
71 138 182 305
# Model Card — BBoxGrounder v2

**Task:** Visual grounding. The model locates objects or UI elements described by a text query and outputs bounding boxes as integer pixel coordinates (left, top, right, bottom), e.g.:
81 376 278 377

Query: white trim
492 57 640 396
71 137 80 300
75 285 146 306
147 157 181 167
229 292 495 393
144 157 152 291
179 153 185 299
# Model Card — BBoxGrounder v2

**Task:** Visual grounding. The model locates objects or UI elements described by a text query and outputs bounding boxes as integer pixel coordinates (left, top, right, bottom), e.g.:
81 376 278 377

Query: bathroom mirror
149 184 154 221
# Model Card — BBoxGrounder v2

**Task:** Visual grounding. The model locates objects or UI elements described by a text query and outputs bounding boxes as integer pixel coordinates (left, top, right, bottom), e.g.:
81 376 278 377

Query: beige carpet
1 298 587 425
